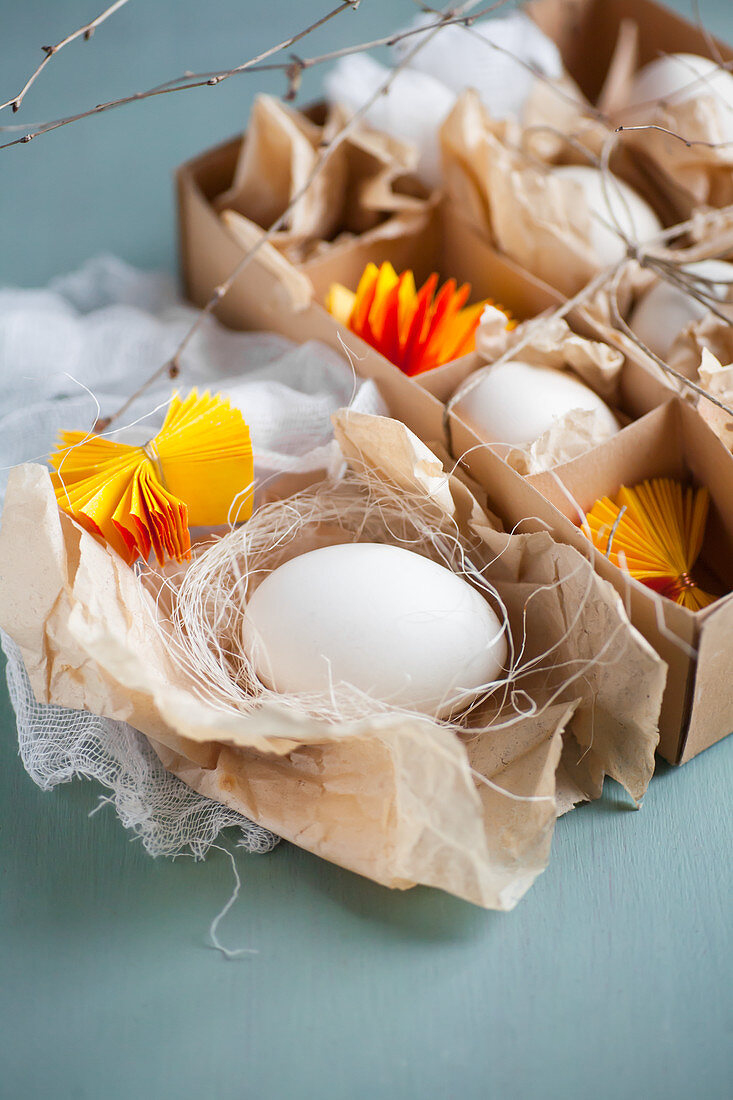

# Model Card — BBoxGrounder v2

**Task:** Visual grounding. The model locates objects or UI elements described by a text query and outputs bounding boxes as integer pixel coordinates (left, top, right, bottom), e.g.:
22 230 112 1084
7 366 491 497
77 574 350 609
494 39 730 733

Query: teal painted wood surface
1 3 732 1098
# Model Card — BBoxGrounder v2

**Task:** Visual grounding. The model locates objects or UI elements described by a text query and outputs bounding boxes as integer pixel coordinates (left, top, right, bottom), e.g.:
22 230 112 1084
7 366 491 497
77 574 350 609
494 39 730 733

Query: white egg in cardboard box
452 359 620 446
553 165 663 266
241 543 508 718
628 259 733 364
626 53 733 144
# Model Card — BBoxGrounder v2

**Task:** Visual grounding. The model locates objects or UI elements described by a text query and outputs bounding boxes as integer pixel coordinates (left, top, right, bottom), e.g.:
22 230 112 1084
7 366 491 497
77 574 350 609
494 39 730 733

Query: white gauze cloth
0 254 386 857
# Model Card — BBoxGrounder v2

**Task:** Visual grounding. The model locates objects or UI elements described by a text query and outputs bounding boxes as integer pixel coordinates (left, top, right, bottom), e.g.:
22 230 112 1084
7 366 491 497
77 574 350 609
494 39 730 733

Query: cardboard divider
528 401 733 593
448 395 733 763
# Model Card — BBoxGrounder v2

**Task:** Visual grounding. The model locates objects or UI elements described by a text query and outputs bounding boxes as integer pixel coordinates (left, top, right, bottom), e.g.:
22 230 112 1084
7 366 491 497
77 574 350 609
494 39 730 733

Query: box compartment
177 132 563 437
449 396 733 762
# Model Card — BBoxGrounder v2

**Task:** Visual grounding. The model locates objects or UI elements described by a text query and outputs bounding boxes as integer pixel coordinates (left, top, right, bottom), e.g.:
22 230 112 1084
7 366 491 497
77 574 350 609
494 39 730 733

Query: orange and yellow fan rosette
584 477 716 611
50 390 254 567
326 261 513 377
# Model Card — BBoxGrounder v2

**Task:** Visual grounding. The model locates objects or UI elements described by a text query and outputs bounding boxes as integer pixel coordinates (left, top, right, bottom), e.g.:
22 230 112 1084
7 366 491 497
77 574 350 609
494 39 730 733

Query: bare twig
0 1 512 149
0 0 131 115
160 1 510 84
0 0 362 145
616 122 733 150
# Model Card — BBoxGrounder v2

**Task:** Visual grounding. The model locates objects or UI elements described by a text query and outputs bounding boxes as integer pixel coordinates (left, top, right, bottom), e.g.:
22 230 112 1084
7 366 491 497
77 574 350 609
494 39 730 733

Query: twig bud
284 55 304 101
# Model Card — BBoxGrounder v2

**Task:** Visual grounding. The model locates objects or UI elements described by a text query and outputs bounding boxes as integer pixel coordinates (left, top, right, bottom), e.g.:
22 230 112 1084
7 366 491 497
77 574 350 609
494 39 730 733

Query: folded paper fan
326 261 513 376
584 477 716 610
50 390 254 567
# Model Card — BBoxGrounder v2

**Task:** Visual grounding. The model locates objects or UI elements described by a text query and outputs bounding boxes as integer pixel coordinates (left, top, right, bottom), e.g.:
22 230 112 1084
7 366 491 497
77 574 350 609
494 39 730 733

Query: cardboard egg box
448 395 733 764
177 130 565 443
176 2 733 765
177 124 733 764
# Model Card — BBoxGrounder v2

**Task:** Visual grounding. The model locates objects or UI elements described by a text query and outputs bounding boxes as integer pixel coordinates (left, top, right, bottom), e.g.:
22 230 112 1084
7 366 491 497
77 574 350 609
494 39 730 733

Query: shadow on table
301 850 498 945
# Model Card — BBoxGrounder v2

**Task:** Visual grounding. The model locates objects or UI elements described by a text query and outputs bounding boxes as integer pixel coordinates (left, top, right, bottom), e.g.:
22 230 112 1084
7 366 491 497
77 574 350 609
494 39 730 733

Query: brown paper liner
0 413 666 907
216 95 435 266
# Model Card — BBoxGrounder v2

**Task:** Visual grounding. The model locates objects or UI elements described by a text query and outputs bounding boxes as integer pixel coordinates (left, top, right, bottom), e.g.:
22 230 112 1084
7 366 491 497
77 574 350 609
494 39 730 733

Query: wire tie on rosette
142 436 167 488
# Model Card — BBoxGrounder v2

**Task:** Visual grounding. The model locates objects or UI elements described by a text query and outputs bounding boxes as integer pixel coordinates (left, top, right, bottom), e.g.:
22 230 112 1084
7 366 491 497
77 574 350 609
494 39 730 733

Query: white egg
553 165 663 266
454 359 620 446
241 543 508 717
626 53 733 143
628 259 733 360
324 55 455 189
393 11 564 122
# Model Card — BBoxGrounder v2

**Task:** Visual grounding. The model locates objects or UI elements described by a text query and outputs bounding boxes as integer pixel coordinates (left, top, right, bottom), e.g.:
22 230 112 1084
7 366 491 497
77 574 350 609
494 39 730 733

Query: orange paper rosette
584 477 715 611
326 261 512 376
50 390 254 567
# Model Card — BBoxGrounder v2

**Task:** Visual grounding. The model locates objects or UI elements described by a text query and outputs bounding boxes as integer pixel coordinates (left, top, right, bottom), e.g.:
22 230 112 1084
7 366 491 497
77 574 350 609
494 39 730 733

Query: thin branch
0 0 362 145
0 1 512 149
242 0 514 76
616 122 733 150
0 0 131 115
194 0 363 89
94 0 487 431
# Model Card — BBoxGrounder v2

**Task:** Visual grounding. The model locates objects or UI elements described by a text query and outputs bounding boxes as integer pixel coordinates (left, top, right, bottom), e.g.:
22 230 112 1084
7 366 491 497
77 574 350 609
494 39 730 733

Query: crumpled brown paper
662 310 733 387
521 71 611 164
696 348 733 450
440 91 617 296
500 408 619 477
475 315 625 399
450 315 624 473
216 94 435 265
0 413 665 908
